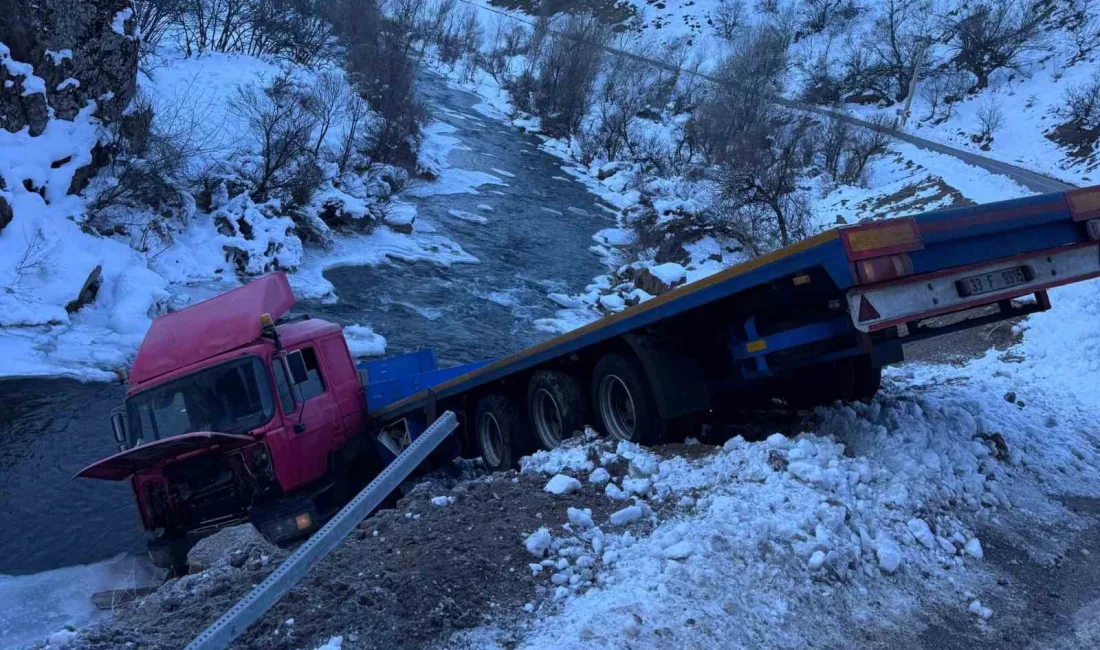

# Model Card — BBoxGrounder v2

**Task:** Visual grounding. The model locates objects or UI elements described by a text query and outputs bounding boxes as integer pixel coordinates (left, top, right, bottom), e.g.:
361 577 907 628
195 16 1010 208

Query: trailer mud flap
623 334 710 420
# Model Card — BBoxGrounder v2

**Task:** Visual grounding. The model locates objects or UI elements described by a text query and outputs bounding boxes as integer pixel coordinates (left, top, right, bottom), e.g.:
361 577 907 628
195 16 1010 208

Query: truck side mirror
285 350 310 385
110 408 127 450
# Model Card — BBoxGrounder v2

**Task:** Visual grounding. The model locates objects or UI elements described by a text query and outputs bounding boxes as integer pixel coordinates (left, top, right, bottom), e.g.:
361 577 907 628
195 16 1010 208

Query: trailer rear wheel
475 395 526 471
527 370 586 449
592 353 662 445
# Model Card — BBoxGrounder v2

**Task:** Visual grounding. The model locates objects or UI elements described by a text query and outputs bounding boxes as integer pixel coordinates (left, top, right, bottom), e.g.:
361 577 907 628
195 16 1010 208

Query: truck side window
271 360 296 414
299 347 326 401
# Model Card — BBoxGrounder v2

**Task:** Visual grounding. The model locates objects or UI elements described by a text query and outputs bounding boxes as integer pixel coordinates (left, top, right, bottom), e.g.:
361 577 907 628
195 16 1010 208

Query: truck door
273 345 344 488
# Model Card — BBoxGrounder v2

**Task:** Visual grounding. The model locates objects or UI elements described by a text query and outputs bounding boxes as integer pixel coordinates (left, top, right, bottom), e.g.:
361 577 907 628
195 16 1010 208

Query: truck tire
592 353 663 445
475 394 527 471
527 370 587 449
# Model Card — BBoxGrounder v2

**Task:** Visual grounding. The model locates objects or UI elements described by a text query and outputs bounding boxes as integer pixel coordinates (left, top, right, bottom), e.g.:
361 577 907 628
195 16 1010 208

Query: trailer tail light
840 218 924 261
855 254 914 284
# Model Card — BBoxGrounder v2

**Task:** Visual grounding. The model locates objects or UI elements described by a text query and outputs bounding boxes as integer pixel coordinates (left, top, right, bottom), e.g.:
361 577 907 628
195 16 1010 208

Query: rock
596 162 621 181
937 536 957 555
430 496 454 508
588 467 611 484
544 474 582 495
808 550 826 570
875 539 902 574
1 0 139 135
528 563 543 576
187 524 277 570
662 541 694 560
567 507 594 530
609 505 643 526
622 477 651 496
0 191 12 233
633 263 687 296
968 600 993 619
524 527 552 557
906 519 936 549
65 264 102 313
628 456 658 478
604 482 629 501
965 538 984 559
1004 391 1017 403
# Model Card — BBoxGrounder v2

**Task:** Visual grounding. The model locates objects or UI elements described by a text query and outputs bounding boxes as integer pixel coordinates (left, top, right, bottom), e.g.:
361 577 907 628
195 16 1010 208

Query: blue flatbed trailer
357 187 1100 466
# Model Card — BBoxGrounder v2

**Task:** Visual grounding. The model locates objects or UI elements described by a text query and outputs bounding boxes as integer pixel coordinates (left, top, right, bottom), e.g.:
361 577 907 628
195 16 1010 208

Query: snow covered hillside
0 4 483 381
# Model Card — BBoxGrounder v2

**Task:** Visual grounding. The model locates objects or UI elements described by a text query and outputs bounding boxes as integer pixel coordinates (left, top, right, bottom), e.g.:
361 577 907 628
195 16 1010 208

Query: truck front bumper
848 242 1100 333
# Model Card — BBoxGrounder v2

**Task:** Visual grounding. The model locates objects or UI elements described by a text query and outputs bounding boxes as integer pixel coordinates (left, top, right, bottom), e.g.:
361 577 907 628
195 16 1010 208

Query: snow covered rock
628 456 658 478
567 507 594 530
605 483 629 501
545 474 582 495
187 523 276 570
622 477 652 496
588 467 611 484
808 550 826 570
968 600 993 619
430 496 455 508
875 539 902 574
45 629 77 647
965 538 984 559
609 506 644 526
524 527 553 558
662 542 694 560
907 519 936 549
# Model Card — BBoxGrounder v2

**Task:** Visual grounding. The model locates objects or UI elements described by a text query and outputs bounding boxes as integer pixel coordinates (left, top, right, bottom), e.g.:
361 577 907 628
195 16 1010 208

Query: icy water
304 75 614 364
0 73 610 574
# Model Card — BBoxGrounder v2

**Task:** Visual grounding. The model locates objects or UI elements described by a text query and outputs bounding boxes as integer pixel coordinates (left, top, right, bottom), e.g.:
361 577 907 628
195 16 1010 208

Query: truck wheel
527 370 587 449
592 353 662 445
475 395 526 471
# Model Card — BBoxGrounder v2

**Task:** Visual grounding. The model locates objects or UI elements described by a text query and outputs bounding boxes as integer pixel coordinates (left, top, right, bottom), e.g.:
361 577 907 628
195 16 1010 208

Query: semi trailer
77 186 1100 570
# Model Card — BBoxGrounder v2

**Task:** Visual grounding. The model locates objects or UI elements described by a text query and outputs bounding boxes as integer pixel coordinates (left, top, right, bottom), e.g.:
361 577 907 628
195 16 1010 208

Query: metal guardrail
184 411 459 650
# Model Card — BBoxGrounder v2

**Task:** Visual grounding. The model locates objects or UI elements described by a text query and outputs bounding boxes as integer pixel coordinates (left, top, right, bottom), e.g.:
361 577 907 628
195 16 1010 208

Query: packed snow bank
0 555 158 650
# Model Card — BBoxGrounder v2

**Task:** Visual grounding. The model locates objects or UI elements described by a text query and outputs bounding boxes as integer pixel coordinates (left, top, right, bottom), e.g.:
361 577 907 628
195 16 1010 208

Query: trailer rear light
1067 187 1100 222
840 218 924 261
855 253 914 284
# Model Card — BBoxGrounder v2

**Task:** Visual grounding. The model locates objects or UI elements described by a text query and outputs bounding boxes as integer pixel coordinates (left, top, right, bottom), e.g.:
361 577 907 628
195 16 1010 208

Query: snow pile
342 324 388 358
0 555 159 650
487 335 1100 649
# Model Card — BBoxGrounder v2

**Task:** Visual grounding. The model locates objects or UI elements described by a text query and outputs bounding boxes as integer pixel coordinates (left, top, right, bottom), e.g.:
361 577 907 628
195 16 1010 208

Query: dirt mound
67 465 629 650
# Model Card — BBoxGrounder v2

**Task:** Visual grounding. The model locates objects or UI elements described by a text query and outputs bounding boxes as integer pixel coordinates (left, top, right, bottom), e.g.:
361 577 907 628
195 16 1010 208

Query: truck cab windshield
126 356 274 445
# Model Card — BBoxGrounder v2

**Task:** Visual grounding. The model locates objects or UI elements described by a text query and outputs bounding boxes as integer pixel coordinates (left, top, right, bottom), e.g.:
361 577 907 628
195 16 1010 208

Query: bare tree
866 0 935 101
133 0 186 50
1058 71 1100 131
819 116 853 180
945 1 1052 91
229 74 318 200
720 115 816 247
533 14 609 137
713 0 748 41
801 0 861 36
840 114 891 184
920 69 971 121
336 95 370 175
693 25 789 163
308 71 348 159
975 98 1005 143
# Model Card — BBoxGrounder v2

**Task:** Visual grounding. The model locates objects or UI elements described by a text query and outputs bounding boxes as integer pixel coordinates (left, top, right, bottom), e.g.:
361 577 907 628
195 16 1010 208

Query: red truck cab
78 274 368 569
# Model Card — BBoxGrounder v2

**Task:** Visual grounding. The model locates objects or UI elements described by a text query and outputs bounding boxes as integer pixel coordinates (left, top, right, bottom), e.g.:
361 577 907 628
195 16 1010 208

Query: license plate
956 265 1034 297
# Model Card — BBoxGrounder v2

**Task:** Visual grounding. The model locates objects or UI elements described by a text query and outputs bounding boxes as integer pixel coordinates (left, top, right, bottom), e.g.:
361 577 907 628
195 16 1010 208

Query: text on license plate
956 265 1034 297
